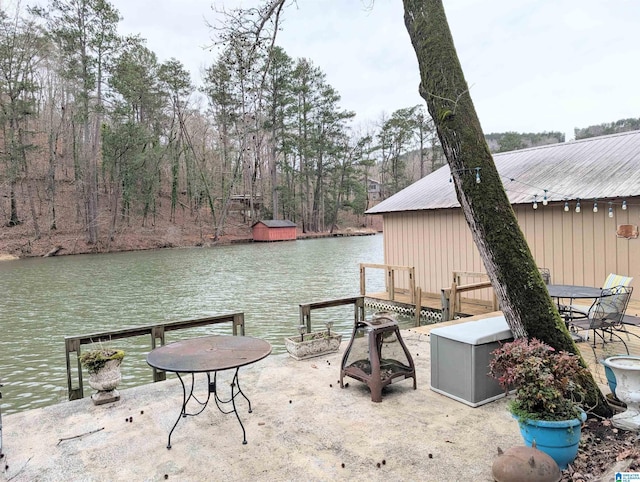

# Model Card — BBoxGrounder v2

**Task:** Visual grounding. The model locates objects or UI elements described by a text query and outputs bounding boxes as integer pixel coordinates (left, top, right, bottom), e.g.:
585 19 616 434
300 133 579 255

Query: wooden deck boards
367 290 640 324
366 291 493 317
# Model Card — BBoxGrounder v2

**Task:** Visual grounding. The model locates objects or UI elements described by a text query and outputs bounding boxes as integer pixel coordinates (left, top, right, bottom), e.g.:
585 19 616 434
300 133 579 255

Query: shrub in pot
489 338 588 470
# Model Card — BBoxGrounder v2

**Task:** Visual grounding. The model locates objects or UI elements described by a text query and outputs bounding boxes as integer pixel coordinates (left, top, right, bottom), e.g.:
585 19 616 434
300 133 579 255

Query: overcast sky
105 1 640 139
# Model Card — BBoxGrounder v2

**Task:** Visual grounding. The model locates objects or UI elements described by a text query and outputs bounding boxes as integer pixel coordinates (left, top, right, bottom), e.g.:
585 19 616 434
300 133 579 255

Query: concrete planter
603 355 640 430
284 332 342 360
87 358 123 405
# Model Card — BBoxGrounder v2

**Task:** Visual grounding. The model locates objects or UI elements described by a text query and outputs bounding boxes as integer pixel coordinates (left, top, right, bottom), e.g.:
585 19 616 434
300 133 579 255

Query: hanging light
475 167 481 184
533 195 538 210
564 201 569 212
622 200 628 210
593 202 598 213
575 200 581 213
542 190 548 206
608 202 614 218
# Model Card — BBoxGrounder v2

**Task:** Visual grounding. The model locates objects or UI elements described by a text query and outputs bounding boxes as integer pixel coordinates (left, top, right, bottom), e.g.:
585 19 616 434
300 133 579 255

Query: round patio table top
546 284 602 299
146 335 272 373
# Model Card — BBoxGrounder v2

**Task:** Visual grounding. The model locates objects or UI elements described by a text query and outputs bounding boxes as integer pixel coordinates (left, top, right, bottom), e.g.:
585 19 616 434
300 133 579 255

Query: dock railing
299 296 365 333
441 271 497 321
359 263 415 303
64 313 245 400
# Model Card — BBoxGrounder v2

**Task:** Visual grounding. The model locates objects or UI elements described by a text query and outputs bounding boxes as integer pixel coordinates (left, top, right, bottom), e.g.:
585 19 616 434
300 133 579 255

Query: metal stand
340 316 416 402
166 368 252 449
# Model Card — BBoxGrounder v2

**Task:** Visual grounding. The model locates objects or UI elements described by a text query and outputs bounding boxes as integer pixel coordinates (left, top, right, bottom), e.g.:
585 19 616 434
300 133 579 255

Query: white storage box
430 316 513 407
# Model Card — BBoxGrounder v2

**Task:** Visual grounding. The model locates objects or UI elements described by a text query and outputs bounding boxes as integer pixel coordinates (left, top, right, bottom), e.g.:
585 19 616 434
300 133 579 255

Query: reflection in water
0 235 412 414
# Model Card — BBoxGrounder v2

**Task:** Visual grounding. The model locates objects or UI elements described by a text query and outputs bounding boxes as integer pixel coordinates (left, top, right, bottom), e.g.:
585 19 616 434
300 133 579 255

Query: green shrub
79 349 125 374
489 338 587 421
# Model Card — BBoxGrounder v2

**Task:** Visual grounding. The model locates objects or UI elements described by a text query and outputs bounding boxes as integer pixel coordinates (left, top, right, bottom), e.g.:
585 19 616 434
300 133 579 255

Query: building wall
381 200 640 301
252 223 297 242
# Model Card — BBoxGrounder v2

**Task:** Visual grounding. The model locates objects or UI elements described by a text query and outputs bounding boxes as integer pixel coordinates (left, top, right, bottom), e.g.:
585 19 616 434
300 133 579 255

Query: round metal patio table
147 335 272 448
546 284 602 302
546 284 602 338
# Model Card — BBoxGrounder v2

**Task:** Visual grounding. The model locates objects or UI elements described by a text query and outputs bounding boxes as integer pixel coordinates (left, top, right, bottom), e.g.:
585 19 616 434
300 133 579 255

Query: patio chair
602 273 634 289
567 273 633 319
538 267 551 285
568 285 634 352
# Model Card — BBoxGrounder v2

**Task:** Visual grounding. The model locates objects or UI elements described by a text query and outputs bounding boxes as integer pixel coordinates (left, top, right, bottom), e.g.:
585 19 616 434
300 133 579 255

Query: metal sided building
366 130 640 304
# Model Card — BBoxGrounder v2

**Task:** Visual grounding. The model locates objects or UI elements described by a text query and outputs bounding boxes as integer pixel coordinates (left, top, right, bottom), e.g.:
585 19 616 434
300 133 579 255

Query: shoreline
0 228 381 261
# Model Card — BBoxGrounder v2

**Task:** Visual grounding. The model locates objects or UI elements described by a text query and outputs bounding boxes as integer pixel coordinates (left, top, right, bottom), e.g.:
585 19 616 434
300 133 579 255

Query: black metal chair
538 267 551 285
569 285 634 352
567 273 633 319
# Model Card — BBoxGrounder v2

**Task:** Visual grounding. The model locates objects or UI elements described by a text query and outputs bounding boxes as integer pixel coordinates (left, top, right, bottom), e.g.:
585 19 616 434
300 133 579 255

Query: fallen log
43 246 63 257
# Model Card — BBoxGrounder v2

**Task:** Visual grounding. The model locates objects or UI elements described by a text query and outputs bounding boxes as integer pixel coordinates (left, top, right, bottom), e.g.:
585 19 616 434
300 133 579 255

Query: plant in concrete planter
285 322 342 360
489 338 588 470
79 348 125 405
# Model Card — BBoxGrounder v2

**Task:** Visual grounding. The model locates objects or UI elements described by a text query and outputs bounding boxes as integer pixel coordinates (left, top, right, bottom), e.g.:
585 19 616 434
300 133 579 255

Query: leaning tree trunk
403 0 611 416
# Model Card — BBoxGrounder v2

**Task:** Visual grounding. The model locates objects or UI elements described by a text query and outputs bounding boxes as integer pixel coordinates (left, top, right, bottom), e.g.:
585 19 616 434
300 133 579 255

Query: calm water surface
0 235 409 414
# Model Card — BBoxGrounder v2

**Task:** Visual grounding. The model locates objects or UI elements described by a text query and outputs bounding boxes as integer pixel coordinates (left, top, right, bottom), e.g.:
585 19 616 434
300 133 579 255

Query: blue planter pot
514 411 586 470
604 365 618 396
600 357 624 399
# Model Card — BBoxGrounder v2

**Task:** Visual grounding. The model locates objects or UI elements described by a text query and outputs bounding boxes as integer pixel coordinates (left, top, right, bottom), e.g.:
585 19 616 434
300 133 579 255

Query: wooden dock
361 265 497 320
366 289 640 325
366 290 495 318
362 262 640 323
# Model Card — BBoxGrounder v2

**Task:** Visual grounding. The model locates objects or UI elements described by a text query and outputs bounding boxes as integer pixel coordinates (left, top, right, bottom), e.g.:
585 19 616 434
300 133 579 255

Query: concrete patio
1 327 524 482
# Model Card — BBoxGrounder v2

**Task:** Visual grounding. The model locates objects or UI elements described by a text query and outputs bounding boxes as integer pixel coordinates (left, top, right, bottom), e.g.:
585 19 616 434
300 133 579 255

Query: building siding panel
380 200 640 303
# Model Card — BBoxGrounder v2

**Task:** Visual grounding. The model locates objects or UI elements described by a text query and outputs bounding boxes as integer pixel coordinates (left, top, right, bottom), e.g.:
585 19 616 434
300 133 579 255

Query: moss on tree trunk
402 0 611 417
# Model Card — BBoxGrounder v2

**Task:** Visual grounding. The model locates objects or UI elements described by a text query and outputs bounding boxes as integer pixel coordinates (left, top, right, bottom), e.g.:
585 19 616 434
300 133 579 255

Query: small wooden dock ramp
361 264 497 322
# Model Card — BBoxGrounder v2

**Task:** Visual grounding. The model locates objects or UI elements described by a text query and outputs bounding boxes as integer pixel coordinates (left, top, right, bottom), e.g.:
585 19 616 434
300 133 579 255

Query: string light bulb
593 202 598 213
622 200 627 210
608 202 614 218
542 190 548 206
475 167 481 184
564 201 569 212
576 200 581 213
533 195 538 210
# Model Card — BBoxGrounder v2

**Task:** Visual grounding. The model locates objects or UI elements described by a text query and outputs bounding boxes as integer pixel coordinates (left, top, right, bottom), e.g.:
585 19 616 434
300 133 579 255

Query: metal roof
367 130 640 214
253 220 297 228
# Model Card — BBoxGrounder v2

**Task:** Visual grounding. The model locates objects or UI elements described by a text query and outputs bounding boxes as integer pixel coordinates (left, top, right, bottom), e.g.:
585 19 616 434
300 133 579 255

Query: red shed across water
252 220 297 242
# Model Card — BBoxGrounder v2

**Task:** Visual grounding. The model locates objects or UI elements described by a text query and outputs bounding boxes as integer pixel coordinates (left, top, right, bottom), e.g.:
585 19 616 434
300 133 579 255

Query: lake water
0 234 414 414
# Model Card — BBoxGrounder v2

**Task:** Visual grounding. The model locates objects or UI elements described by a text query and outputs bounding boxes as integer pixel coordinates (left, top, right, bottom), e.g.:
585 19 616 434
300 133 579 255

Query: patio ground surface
2 323 528 482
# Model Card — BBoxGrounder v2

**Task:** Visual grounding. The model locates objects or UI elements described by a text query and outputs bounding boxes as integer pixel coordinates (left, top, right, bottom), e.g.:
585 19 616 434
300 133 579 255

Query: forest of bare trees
0 0 446 255
2 0 629 258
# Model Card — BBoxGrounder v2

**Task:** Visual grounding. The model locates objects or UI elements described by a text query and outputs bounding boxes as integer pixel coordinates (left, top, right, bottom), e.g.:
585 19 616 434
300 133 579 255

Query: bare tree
0 8 46 237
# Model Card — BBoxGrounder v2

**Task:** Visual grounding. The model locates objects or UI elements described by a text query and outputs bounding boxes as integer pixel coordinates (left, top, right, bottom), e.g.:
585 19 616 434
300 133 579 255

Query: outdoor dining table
146 335 272 449
546 284 602 323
